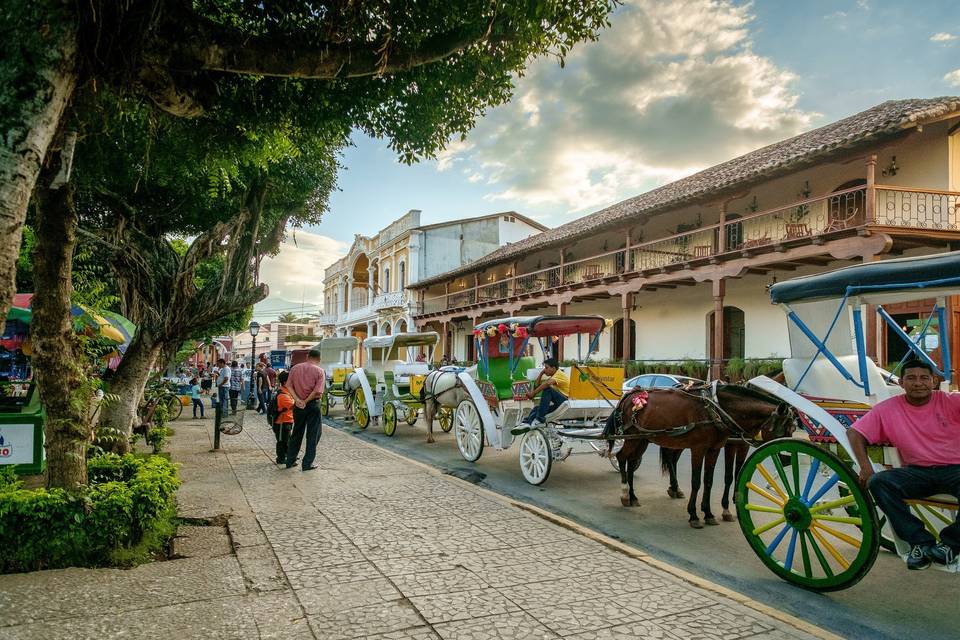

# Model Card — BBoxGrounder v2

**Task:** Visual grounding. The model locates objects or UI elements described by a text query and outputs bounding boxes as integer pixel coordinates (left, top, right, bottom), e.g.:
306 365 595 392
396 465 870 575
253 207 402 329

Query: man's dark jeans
868 464 960 550
286 400 322 469
525 386 567 424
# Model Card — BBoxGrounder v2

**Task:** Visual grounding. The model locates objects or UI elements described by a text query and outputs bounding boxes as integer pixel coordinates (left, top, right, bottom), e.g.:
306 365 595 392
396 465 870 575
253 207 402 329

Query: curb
327 421 842 640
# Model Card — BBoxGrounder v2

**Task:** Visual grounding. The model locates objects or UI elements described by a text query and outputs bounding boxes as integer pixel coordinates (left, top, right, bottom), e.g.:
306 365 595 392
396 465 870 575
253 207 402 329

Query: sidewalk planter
0 453 180 573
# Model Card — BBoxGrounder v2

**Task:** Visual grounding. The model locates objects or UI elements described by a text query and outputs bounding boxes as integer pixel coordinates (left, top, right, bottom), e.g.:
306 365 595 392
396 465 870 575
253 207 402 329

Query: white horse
422 365 477 443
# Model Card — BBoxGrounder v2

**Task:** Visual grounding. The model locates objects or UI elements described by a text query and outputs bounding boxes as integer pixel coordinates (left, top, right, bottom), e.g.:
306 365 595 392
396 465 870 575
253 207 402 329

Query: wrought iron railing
373 291 407 311
416 185 959 315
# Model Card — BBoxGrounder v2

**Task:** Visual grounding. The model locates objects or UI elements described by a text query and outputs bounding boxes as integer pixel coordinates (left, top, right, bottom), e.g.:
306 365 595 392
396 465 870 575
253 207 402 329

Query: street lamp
247 321 260 408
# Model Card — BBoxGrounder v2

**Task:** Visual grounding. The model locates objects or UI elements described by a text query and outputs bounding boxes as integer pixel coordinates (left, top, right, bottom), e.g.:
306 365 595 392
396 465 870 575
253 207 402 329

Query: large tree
1 0 615 325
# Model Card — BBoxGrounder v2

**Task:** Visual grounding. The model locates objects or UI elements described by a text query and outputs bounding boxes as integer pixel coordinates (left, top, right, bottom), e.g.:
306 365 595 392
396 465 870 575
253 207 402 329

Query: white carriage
735 250 960 591
348 332 439 435
450 316 624 485
318 336 360 417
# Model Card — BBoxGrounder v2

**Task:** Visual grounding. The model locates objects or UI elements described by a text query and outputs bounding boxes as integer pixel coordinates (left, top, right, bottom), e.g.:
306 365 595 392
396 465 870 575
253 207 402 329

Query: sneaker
906 544 931 570
510 424 531 436
928 543 956 565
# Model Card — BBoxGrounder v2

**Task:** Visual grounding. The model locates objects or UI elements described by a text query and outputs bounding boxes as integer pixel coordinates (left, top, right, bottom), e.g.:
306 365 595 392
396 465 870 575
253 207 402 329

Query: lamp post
247 321 260 409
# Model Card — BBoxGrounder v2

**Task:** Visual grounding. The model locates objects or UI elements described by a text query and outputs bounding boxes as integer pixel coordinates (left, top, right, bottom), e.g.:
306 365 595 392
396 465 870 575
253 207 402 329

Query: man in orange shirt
272 371 295 465
285 348 326 471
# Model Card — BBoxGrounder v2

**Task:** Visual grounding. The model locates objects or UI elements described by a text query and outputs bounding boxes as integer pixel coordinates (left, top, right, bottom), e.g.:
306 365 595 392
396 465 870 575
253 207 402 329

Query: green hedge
0 454 180 573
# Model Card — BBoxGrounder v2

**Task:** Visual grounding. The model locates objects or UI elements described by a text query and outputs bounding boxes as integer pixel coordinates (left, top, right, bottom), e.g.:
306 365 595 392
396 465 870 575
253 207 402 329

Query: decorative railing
415 185 960 316
373 291 408 311
317 313 337 326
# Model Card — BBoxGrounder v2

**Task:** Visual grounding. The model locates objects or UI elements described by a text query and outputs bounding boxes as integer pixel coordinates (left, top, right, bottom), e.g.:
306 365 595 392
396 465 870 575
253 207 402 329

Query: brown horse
612 384 795 528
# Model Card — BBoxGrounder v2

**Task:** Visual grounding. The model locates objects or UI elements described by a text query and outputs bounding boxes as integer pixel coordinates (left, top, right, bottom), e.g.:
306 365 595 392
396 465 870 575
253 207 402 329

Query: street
326 413 959 640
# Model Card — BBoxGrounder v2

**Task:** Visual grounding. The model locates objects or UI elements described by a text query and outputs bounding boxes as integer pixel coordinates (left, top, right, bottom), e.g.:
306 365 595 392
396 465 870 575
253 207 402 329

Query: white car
622 373 703 394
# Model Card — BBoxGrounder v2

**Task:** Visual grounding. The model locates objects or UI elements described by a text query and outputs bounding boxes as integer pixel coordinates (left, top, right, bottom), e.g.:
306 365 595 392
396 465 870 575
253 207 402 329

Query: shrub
0 453 180 573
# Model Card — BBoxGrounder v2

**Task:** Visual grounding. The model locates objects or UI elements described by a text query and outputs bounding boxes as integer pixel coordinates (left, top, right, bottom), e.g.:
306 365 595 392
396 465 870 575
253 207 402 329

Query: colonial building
409 98 960 380
230 321 315 364
318 209 546 361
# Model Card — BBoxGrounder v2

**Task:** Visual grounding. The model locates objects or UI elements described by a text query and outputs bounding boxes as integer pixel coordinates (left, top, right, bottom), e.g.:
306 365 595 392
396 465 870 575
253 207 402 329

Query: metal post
213 399 222 450
247 335 257 409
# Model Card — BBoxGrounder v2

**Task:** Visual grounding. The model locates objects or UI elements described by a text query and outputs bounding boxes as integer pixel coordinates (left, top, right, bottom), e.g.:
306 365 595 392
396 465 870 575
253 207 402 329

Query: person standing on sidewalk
189 378 205 419
271 371 295 465
216 359 231 412
255 363 270 414
849 357 960 570
229 359 242 414
284 348 326 471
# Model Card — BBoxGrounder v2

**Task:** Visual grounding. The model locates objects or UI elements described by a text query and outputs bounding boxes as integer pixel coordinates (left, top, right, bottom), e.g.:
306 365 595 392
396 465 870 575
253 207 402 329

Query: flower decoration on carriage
486 326 498 337
631 390 649 408
604 318 614 328
497 323 509 335
472 329 483 338
550 335 559 343
512 325 529 339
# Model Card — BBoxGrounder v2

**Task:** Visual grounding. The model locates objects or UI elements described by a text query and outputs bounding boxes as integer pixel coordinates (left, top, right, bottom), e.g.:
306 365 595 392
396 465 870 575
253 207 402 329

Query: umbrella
5 294 134 349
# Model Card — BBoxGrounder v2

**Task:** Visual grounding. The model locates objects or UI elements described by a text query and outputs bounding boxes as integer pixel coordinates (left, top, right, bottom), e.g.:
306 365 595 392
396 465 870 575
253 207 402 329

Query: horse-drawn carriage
318 336 359 418
423 315 624 485
346 331 444 436
731 251 960 590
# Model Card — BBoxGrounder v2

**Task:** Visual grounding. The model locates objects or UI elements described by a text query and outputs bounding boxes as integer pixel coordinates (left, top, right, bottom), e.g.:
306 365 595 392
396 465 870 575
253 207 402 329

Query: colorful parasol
6 294 135 350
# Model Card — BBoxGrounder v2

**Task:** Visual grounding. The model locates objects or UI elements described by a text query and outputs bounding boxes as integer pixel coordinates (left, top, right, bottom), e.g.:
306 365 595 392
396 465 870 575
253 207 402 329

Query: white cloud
256 229 348 311
440 0 817 215
946 69 960 87
931 32 958 42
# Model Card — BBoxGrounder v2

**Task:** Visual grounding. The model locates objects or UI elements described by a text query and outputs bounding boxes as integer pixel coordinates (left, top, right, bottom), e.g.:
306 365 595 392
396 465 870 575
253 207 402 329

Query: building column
346 276 354 312
367 265 376 305
865 154 877 224
622 293 632 362
712 278 726 381
336 281 345 319
556 302 566 360
442 321 449 360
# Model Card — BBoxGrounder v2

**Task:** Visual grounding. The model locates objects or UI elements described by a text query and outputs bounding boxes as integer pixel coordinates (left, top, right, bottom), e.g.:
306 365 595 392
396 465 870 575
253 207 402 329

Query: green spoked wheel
437 407 453 433
354 392 369 429
320 392 330 417
736 439 879 592
383 402 398 436
405 407 419 425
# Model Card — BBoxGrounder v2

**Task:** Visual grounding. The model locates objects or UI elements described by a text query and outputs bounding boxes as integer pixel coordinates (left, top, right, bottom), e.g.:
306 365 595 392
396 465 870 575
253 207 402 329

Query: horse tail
659 447 677 476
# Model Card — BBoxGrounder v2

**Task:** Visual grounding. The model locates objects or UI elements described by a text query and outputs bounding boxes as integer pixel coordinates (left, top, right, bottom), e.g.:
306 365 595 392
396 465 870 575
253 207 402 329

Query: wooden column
622 292 632 361
556 302 567 360
712 278 726 381
865 154 877 224
444 282 450 310
718 202 728 252
441 321 449 360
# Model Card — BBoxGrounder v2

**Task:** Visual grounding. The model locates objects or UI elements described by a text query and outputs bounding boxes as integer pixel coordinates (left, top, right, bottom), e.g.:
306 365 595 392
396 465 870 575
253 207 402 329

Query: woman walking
190 377 205 418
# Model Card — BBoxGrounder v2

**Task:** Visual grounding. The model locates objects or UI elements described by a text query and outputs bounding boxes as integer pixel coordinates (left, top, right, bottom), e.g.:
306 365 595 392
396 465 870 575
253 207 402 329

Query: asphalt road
323 411 958 640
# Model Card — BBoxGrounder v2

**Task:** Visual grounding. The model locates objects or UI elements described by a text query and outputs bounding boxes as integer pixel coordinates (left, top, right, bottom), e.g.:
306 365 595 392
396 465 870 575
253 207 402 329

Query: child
271 371 295 465
190 377 204 418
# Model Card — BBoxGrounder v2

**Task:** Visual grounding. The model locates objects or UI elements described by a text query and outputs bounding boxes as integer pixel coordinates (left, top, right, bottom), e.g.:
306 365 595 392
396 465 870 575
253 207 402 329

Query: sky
253 0 960 323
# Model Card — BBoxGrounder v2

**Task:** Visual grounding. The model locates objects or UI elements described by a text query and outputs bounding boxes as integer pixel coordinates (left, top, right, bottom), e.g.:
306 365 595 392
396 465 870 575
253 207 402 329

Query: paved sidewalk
0 416 834 640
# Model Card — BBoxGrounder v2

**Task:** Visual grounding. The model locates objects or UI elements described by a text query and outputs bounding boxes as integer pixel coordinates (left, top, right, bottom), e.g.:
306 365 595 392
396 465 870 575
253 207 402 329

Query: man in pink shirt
283 348 326 471
849 358 960 570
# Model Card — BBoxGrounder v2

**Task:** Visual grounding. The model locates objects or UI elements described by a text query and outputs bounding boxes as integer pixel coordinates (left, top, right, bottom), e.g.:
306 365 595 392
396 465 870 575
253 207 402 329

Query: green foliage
0 466 21 491
0 453 180 573
15 225 36 292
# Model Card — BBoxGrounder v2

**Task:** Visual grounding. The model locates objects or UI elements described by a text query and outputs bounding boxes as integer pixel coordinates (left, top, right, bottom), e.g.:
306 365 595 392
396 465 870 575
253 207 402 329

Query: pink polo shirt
287 362 325 403
851 392 960 467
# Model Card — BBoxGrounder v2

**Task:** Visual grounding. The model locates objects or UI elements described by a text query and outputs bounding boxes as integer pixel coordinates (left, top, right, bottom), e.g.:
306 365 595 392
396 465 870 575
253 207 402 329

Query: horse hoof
426 436 435 444
620 497 631 507
704 516 719 526
689 520 704 529
629 498 641 507
722 512 736 522
667 488 685 499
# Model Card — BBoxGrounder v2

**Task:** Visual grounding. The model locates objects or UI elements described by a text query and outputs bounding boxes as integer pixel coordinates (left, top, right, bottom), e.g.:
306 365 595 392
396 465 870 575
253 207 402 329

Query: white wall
498 214 544 245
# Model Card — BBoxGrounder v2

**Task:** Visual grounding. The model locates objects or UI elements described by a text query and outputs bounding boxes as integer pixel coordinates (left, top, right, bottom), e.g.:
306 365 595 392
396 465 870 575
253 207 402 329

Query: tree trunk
0 1 78 327
98 330 162 453
31 154 89 490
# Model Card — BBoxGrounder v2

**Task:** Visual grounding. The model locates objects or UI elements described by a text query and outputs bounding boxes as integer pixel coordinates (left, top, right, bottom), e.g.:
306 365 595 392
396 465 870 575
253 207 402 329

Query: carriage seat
393 362 430 384
912 494 958 506
478 356 536 400
544 399 615 424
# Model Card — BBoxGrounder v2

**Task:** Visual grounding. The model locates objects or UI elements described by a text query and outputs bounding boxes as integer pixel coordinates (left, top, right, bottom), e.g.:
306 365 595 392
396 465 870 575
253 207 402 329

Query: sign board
0 424 37 465
409 375 426 398
270 350 287 368
568 366 624 400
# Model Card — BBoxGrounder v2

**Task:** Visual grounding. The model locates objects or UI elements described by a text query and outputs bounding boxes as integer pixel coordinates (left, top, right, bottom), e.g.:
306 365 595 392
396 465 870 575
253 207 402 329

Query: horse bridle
694 382 794 446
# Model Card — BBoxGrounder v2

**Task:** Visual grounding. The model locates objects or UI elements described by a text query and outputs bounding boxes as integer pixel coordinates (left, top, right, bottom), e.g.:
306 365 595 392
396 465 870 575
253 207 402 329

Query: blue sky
254 0 960 322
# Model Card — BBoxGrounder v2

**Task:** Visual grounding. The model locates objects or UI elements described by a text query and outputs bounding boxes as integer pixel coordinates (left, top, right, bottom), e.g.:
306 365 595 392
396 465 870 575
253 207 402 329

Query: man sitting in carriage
511 357 569 434
848 357 960 570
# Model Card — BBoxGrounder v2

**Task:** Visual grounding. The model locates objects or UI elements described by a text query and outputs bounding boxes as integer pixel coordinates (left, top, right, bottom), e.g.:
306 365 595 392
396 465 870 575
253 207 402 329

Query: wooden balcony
415 185 960 318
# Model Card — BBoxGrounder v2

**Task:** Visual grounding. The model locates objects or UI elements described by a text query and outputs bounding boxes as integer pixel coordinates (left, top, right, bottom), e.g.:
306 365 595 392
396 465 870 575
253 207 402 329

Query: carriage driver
848 357 960 570
511 357 569 435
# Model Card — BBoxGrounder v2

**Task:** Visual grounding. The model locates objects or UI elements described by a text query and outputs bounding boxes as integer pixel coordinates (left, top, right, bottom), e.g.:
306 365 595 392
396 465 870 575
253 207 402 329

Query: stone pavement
0 415 836 640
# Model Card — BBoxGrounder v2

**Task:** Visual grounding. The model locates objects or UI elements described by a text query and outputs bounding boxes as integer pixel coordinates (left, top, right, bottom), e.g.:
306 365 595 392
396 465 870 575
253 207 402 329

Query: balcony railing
416 186 960 316
373 290 408 311
317 313 337 326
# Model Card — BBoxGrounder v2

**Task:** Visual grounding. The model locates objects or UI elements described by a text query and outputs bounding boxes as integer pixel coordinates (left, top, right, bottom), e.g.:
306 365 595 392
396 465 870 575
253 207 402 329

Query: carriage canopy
474 315 605 338
363 332 439 362
318 337 359 362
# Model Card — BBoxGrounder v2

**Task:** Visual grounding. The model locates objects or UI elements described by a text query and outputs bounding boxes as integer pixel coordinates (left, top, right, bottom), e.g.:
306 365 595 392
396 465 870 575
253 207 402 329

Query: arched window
707 306 745 361
383 267 390 293
399 261 406 288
